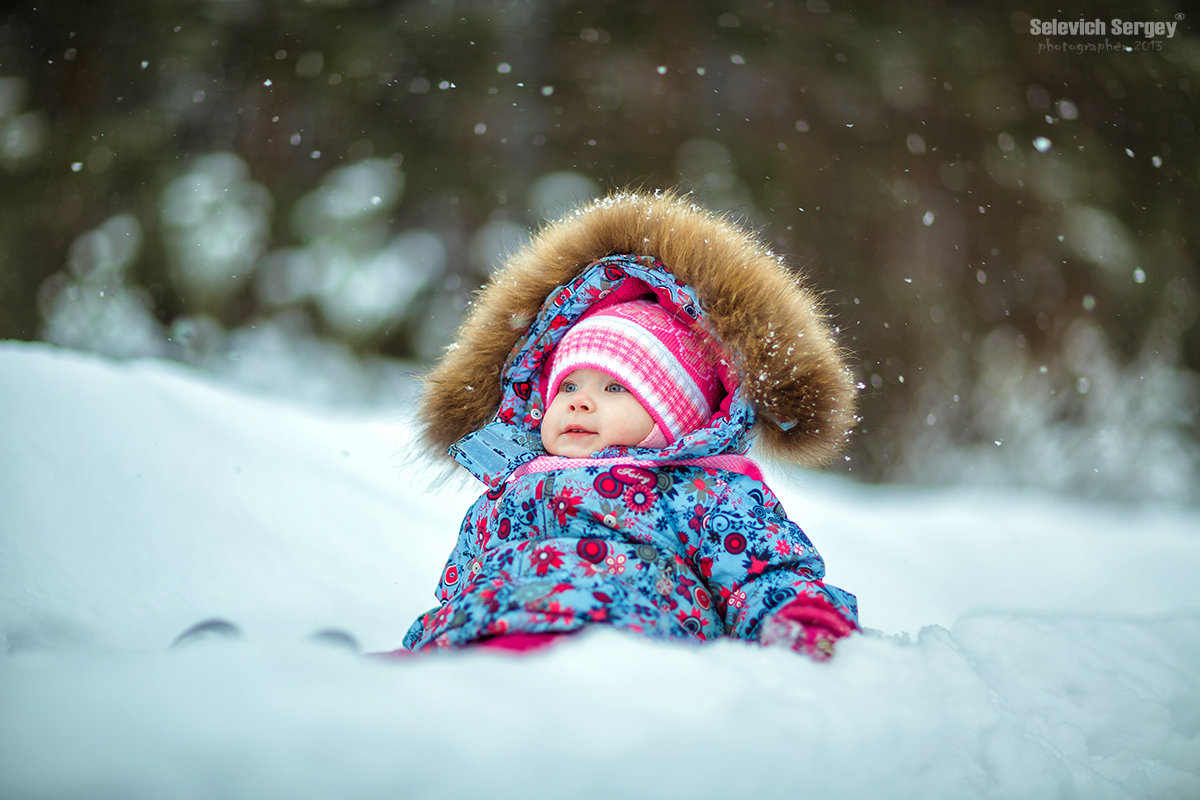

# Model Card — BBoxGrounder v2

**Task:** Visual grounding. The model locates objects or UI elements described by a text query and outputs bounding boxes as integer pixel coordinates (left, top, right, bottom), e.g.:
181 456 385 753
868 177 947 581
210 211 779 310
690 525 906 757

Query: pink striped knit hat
544 299 724 445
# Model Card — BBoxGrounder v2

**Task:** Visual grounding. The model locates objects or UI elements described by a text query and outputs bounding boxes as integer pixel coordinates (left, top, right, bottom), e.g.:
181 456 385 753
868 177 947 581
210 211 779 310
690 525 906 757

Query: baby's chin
544 431 618 457
546 441 603 457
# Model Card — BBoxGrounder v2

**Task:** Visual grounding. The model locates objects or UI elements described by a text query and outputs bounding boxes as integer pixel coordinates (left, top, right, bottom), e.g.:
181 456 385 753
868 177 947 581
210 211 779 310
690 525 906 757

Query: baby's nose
569 396 593 411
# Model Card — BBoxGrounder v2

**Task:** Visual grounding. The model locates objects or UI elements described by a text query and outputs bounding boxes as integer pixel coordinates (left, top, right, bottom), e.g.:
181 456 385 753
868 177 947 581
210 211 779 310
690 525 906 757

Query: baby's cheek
539 415 561 454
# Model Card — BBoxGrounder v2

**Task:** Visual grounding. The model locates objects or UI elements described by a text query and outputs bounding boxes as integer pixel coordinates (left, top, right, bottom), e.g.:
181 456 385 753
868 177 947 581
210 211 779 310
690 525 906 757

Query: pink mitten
759 595 857 661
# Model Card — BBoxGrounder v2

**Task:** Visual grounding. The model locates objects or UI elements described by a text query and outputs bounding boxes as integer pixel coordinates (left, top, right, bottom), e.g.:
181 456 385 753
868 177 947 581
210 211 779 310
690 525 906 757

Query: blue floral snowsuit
403 255 857 651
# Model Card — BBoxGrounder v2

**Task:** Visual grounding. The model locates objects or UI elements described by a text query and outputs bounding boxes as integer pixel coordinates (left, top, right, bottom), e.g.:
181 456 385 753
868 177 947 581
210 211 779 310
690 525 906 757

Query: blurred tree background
1 0 1197 505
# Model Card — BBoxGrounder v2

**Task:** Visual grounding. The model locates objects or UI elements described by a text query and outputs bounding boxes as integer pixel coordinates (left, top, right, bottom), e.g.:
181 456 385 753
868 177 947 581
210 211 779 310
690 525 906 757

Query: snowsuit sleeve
401 489 498 650
692 472 858 641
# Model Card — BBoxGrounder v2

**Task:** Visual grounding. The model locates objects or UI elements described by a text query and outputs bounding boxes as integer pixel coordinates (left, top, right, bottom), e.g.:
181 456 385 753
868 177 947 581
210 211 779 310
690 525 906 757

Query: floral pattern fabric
404 255 857 651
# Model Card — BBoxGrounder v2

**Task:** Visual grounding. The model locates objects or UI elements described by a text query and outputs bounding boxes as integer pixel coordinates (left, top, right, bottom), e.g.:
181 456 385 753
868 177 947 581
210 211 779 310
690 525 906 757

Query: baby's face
540 368 655 457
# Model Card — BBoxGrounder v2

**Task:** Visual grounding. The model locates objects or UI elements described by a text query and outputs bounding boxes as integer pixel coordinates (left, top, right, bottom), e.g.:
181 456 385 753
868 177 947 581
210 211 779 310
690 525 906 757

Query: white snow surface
2 340 1198 800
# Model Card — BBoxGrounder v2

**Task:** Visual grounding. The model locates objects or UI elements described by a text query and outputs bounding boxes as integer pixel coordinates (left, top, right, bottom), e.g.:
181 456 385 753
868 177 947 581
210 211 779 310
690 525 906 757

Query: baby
401 192 859 660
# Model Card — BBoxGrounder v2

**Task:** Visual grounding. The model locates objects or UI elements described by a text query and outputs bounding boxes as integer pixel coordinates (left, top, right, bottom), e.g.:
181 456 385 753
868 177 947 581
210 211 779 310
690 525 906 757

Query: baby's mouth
563 426 594 435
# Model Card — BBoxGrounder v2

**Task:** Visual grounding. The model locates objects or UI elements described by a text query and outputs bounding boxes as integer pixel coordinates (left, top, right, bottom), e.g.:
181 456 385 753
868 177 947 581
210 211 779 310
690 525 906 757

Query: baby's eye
561 381 577 393
605 382 628 393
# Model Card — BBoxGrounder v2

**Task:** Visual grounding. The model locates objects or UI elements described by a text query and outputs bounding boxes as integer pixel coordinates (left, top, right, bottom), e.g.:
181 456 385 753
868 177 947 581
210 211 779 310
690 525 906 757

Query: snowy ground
2 340 1198 799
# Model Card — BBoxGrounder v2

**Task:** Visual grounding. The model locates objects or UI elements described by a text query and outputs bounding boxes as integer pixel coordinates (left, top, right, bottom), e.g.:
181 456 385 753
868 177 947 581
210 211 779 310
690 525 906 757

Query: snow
2 340 1198 799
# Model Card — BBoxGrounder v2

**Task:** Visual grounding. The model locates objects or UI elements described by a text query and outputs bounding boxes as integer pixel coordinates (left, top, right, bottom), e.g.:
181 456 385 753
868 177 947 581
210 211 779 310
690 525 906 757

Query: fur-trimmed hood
419 190 857 467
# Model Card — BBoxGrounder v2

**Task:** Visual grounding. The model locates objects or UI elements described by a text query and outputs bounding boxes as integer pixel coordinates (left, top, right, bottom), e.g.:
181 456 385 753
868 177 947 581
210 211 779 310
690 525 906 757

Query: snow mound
2 341 1198 799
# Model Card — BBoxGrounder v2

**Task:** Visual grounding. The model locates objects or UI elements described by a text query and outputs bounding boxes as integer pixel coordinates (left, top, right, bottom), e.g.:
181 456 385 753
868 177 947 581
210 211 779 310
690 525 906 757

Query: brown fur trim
418 190 858 466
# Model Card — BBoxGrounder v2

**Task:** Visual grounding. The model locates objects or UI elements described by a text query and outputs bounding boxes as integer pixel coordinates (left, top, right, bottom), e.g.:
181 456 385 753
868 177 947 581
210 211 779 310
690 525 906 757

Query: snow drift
1 341 1198 799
